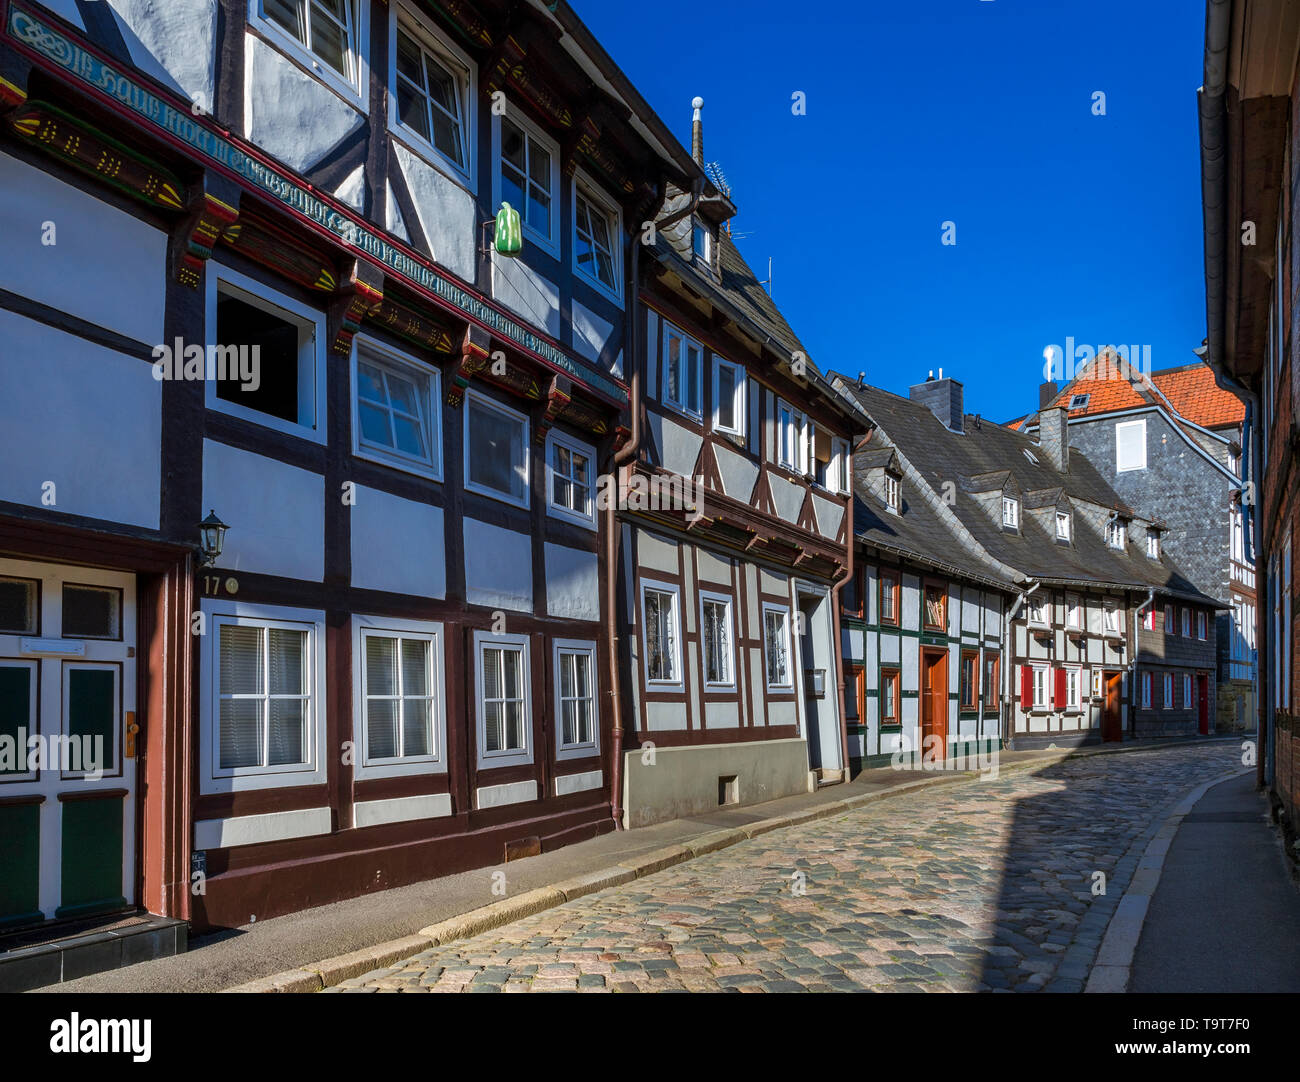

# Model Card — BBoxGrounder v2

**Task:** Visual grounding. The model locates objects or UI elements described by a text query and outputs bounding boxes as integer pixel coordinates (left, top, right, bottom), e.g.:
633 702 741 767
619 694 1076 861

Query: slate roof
836 379 1225 607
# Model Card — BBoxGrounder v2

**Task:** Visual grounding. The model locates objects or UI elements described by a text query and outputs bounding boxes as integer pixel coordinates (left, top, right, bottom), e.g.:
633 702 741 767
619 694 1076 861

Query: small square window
1068 393 1090 409
1028 597 1048 626
923 583 947 631
546 431 596 529
1104 601 1122 634
0 576 38 635
693 219 712 265
1056 511 1071 541
361 630 436 763
353 341 441 478
464 391 529 508
1116 419 1147 472
1065 595 1082 629
884 474 901 511
1003 496 1019 529
1147 532 1161 558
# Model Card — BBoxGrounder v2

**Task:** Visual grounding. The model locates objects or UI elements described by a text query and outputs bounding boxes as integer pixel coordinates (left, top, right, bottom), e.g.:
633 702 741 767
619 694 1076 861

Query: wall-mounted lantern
197 509 229 567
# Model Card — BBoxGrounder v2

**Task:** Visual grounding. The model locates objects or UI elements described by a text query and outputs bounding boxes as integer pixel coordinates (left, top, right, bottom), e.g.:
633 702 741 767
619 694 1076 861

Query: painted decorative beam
329 259 385 355
373 288 455 355
175 174 241 289
535 373 573 444
447 324 492 407
222 206 336 292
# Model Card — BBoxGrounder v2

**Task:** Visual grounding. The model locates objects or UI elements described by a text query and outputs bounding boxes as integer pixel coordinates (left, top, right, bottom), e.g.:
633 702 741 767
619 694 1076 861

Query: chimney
691 97 704 164
1040 406 1069 472
1039 380 1059 408
909 374 965 434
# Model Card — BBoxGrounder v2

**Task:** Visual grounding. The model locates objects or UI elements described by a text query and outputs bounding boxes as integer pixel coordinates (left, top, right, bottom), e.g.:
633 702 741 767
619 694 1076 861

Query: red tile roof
1150 365 1245 429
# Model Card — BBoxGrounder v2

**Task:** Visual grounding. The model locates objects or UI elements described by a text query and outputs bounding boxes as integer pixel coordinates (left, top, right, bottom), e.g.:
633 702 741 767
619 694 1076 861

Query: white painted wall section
244 35 365 174
0 151 165 344
351 485 446 598
490 251 560 338
393 144 477 282
0 309 162 528
107 0 217 105
544 543 600 621
464 519 532 611
202 440 325 581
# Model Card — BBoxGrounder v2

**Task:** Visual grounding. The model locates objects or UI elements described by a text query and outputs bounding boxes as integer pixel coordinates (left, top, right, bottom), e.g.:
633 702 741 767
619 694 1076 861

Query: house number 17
202 576 239 596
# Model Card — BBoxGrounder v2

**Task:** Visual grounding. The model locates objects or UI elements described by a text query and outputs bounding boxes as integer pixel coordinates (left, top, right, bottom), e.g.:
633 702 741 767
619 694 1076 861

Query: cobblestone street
330 745 1245 993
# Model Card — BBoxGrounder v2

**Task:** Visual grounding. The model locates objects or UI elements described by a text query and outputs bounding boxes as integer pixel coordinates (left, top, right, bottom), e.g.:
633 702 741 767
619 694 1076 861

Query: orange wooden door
921 649 948 760
1102 671 1123 742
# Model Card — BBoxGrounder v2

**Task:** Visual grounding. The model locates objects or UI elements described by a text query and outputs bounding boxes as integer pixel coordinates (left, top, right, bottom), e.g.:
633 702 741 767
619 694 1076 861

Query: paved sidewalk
1130 771 1300 992
39 738 1224 993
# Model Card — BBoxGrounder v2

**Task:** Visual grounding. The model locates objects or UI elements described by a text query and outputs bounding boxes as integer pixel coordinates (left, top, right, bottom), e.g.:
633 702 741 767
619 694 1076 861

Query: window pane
717 365 735 429
393 415 426 457
269 629 307 695
220 699 261 769
367 698 399 760
357 362 387 404
468 402 524 498
366 635 397 696
666 335 681 403
504 700 522 750
483 648 501 700
61 585 120 639
503 646 520 700
215 292 304 424
309 8 349 77
560 652 576 699
576 699 591 744
395 30 423 84
484 700 502 752
401 639 428 696
220 625 263 696
431 114 462 166
528 140 551 189
268 699 306 765
501 121 526 173
0 577 37 635
562 700 577 747
264 0 305 41
527 189 550 235
359 402 393 448
403 698 431 757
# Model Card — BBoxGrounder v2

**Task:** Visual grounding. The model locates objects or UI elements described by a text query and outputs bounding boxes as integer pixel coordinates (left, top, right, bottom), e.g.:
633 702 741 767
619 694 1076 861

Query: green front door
0 559 136 927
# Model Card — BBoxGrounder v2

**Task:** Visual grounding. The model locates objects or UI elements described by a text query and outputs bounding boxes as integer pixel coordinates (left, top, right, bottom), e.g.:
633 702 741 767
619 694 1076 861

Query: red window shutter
1054 668 1066 708
1020 665 1033 705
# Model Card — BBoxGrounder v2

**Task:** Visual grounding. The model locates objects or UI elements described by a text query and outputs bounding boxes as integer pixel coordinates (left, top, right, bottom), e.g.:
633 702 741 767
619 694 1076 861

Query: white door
0 558 137 927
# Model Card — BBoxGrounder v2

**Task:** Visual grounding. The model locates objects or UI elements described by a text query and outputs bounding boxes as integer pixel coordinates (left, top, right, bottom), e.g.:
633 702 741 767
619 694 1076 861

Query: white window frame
1116 418 1147 472
640 579 683 690
1147 531 1161 559
1107 519 1127 550
1002 496 1019 529
388 0 476 188
199 600 327 795
1027 596 1048 627
777 402 800 470
351 335 442 480
712 356 746 439
698 590 736 691
883 473 901 511
662 321 704 422
492 104 561 256
553 638 599 761
1056 510 1071 541
571 170 623 302
1065 594 1082 629
1065 666 1082 712
1031 664 1049 710
544 429 597 530
762 602 794 692
249 0 369 106
206 263 327 444
832 437 851 496
1103 601 1122 635
351 615 447 780
692 217 713 266
463 389 530 509
473 630 533 770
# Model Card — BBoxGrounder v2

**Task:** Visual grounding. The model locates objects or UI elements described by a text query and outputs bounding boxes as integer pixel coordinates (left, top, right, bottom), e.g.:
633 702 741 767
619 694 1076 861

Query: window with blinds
217 620 311 772
480 643 525 754
557 646 595 751
362 631 435 763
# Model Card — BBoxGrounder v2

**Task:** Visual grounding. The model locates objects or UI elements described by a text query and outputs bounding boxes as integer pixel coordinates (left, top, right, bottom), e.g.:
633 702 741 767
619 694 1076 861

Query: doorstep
0 912 187 992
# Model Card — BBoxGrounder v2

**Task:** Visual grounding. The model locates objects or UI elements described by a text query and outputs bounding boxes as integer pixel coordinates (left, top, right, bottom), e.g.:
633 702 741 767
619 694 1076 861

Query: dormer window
692 219 713 265
1146 531 1161 558
1106 518 1127 550
884 473 901 511
1068 394 1090 409
1055 510 1071 541
1002 496 1020 529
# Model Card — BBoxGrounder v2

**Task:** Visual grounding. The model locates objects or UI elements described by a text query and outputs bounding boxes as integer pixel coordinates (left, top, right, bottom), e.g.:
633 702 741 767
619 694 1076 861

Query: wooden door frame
1102 669 1123 742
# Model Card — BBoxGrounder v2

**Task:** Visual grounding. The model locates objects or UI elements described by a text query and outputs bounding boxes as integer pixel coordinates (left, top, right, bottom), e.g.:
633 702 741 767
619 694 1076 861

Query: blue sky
572 0 1207 424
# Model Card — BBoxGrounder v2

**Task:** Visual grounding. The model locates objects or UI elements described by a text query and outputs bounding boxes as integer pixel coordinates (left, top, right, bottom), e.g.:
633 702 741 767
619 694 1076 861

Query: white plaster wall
645 701 687 731
768 473 804 524
572 300 612 366
637 532 678 576
107 0 217 105
464 519 532 611
812 493 844 538
715 443 758 502
351 486 445 598
489 250 560 337
334 165 367 212
395 144 477 282
0 151 165 345
768 700 797 726
647 412 702 479
386 181 410 243
545 543 599 621
245 35 365 174
760 569 788 596
705 700 740 729
203 440 324 581
695 548 731 587
0 309 160 528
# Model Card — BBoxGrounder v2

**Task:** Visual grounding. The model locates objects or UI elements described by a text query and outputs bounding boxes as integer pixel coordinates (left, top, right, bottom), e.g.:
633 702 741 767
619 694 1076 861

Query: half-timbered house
609 103 861 827
835 375 1222 751
0 0 712 974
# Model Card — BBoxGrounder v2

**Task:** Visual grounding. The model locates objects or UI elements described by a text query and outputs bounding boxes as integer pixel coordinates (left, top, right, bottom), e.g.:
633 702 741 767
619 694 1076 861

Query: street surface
330 745 1245 992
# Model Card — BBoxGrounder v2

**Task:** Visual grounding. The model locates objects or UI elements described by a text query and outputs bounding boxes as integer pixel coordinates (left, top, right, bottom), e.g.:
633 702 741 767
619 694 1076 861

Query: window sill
465 480 530 511
250 17 369 114
663 400 704 426
546 503 598 532
354 444 443 483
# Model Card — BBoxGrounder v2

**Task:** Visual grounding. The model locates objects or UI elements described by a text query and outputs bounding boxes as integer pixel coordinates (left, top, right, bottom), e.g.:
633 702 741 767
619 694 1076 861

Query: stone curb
223 741 1201 992
1084 768 1250 994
